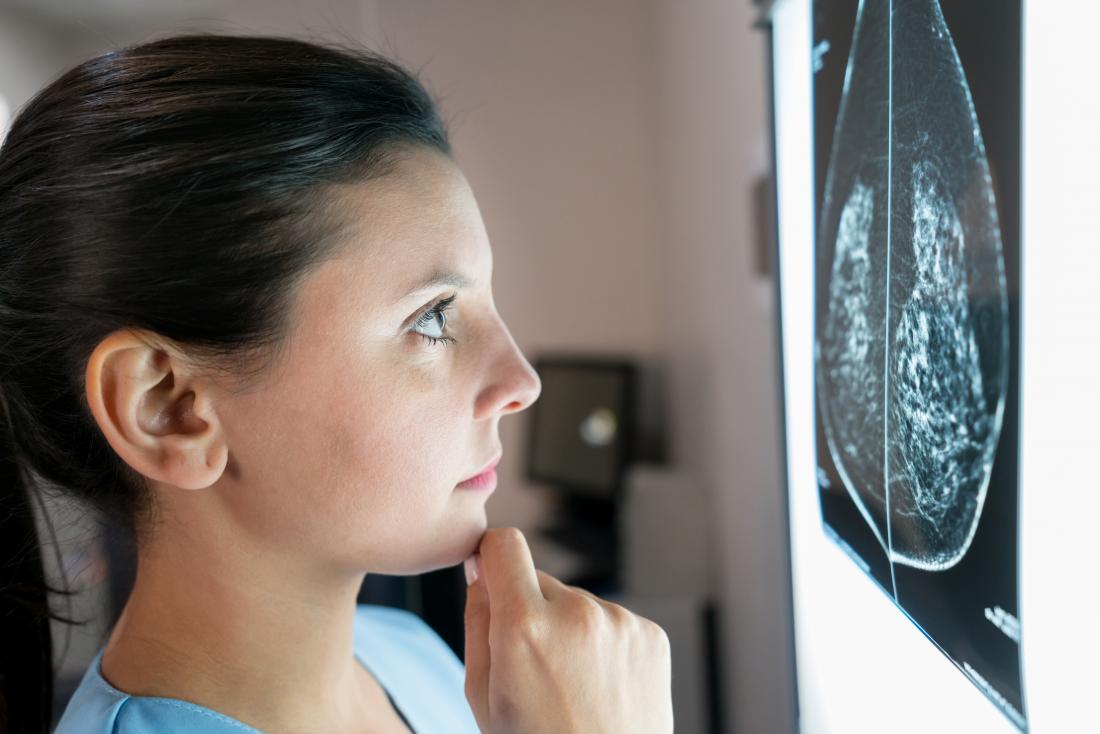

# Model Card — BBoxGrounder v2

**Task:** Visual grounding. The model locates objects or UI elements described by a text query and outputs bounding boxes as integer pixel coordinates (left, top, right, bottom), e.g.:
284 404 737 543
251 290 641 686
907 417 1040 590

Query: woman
0 33 672 734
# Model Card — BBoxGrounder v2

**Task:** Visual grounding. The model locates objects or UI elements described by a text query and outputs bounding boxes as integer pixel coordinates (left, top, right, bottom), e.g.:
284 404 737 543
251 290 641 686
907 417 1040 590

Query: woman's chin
445 520 489 567
396 520 489 576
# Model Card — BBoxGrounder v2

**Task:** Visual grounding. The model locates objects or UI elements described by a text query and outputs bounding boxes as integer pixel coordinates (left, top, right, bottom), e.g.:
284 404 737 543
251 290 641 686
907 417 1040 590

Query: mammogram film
815 0 1009 572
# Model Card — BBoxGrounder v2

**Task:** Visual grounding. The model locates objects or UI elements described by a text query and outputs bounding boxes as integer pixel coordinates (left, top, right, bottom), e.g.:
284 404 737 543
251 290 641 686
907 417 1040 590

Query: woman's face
205 147 541 576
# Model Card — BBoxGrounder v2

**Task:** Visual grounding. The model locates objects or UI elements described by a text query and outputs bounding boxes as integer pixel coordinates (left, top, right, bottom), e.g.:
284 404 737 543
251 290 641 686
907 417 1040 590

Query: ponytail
0 385 81 733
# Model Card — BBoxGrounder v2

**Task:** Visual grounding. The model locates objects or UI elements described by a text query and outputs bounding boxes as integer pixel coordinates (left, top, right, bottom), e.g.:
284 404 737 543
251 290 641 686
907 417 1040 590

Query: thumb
463 553 490 732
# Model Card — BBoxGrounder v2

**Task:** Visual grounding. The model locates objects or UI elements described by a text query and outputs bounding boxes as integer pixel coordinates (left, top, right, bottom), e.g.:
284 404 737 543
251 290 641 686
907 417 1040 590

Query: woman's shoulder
353 602 462 670
354 601 440 635
52 655 264 734
52 603 476 734
352 603 479 732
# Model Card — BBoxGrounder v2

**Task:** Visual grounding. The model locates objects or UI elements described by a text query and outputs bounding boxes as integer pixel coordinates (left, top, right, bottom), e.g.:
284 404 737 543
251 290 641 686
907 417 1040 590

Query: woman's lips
456 467 497 491
457 455 501 491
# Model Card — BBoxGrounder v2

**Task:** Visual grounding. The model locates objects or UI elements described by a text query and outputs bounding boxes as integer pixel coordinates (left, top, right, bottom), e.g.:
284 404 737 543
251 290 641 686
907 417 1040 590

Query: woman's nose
476 319 542 419
501 352 541 415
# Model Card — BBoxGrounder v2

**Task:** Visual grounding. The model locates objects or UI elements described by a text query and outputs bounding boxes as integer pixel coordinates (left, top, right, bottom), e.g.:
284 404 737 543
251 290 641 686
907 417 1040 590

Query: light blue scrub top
53 603 480 733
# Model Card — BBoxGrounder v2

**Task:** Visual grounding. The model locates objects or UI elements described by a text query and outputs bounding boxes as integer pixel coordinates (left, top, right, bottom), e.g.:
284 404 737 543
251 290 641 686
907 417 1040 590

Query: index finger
476 527 545 617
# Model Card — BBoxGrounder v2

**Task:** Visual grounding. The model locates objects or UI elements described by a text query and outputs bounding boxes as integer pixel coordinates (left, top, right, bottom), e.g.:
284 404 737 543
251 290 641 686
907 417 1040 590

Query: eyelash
414 294 458 347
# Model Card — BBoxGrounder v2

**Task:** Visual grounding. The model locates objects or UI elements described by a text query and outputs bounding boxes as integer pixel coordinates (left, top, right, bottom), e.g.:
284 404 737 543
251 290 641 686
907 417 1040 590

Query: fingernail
464 554 480 586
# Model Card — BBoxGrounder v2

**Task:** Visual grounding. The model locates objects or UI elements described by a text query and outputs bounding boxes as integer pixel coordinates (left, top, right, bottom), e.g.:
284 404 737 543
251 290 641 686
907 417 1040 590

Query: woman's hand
463 527 674 734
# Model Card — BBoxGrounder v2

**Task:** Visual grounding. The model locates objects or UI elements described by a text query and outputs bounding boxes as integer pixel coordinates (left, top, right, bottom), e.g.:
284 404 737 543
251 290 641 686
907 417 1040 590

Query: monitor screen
525 358 635 498
767 0 1100 731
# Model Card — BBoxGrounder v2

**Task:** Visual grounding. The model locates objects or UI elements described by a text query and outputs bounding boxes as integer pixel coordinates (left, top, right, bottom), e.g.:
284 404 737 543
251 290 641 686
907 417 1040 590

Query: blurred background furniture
524 355 637 593
616 465 721 734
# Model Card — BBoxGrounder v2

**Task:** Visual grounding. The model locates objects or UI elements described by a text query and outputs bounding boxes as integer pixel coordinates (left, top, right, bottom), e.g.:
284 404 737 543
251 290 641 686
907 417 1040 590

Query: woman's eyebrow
397 269 476 300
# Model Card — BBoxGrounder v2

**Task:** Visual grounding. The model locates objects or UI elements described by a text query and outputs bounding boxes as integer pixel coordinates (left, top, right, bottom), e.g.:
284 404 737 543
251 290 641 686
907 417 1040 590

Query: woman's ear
84 329 229 491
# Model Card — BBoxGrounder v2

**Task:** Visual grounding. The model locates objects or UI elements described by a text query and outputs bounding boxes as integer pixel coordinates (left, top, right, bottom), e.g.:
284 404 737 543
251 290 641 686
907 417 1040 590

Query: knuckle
602 600 632 627
511 611 546 650
535 568 556 587
648 620 672 654
630 612 669 644
569 594 605 631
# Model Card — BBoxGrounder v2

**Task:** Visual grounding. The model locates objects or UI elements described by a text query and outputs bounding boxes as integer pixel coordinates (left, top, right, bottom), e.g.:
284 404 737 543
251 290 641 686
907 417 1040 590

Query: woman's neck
98 525 387 734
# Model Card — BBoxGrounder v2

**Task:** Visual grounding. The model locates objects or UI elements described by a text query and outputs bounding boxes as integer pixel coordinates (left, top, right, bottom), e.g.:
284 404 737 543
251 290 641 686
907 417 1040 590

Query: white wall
648 1 796 731
0 9 85 116
0 1 373 114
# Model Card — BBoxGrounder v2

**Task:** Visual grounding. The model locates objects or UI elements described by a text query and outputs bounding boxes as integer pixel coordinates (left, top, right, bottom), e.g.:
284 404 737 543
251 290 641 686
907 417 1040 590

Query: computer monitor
764 0 1100 731
524 356 637 499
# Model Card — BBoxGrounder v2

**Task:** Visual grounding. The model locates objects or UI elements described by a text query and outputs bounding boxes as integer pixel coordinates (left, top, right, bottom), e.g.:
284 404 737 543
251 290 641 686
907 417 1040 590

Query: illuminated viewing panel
811 0 1024 727
770 0 1100 731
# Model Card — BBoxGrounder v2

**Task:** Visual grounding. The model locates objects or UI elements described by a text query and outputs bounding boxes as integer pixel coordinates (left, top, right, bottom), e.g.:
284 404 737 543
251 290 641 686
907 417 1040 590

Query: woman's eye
412 294 457 347
415 307 446 337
